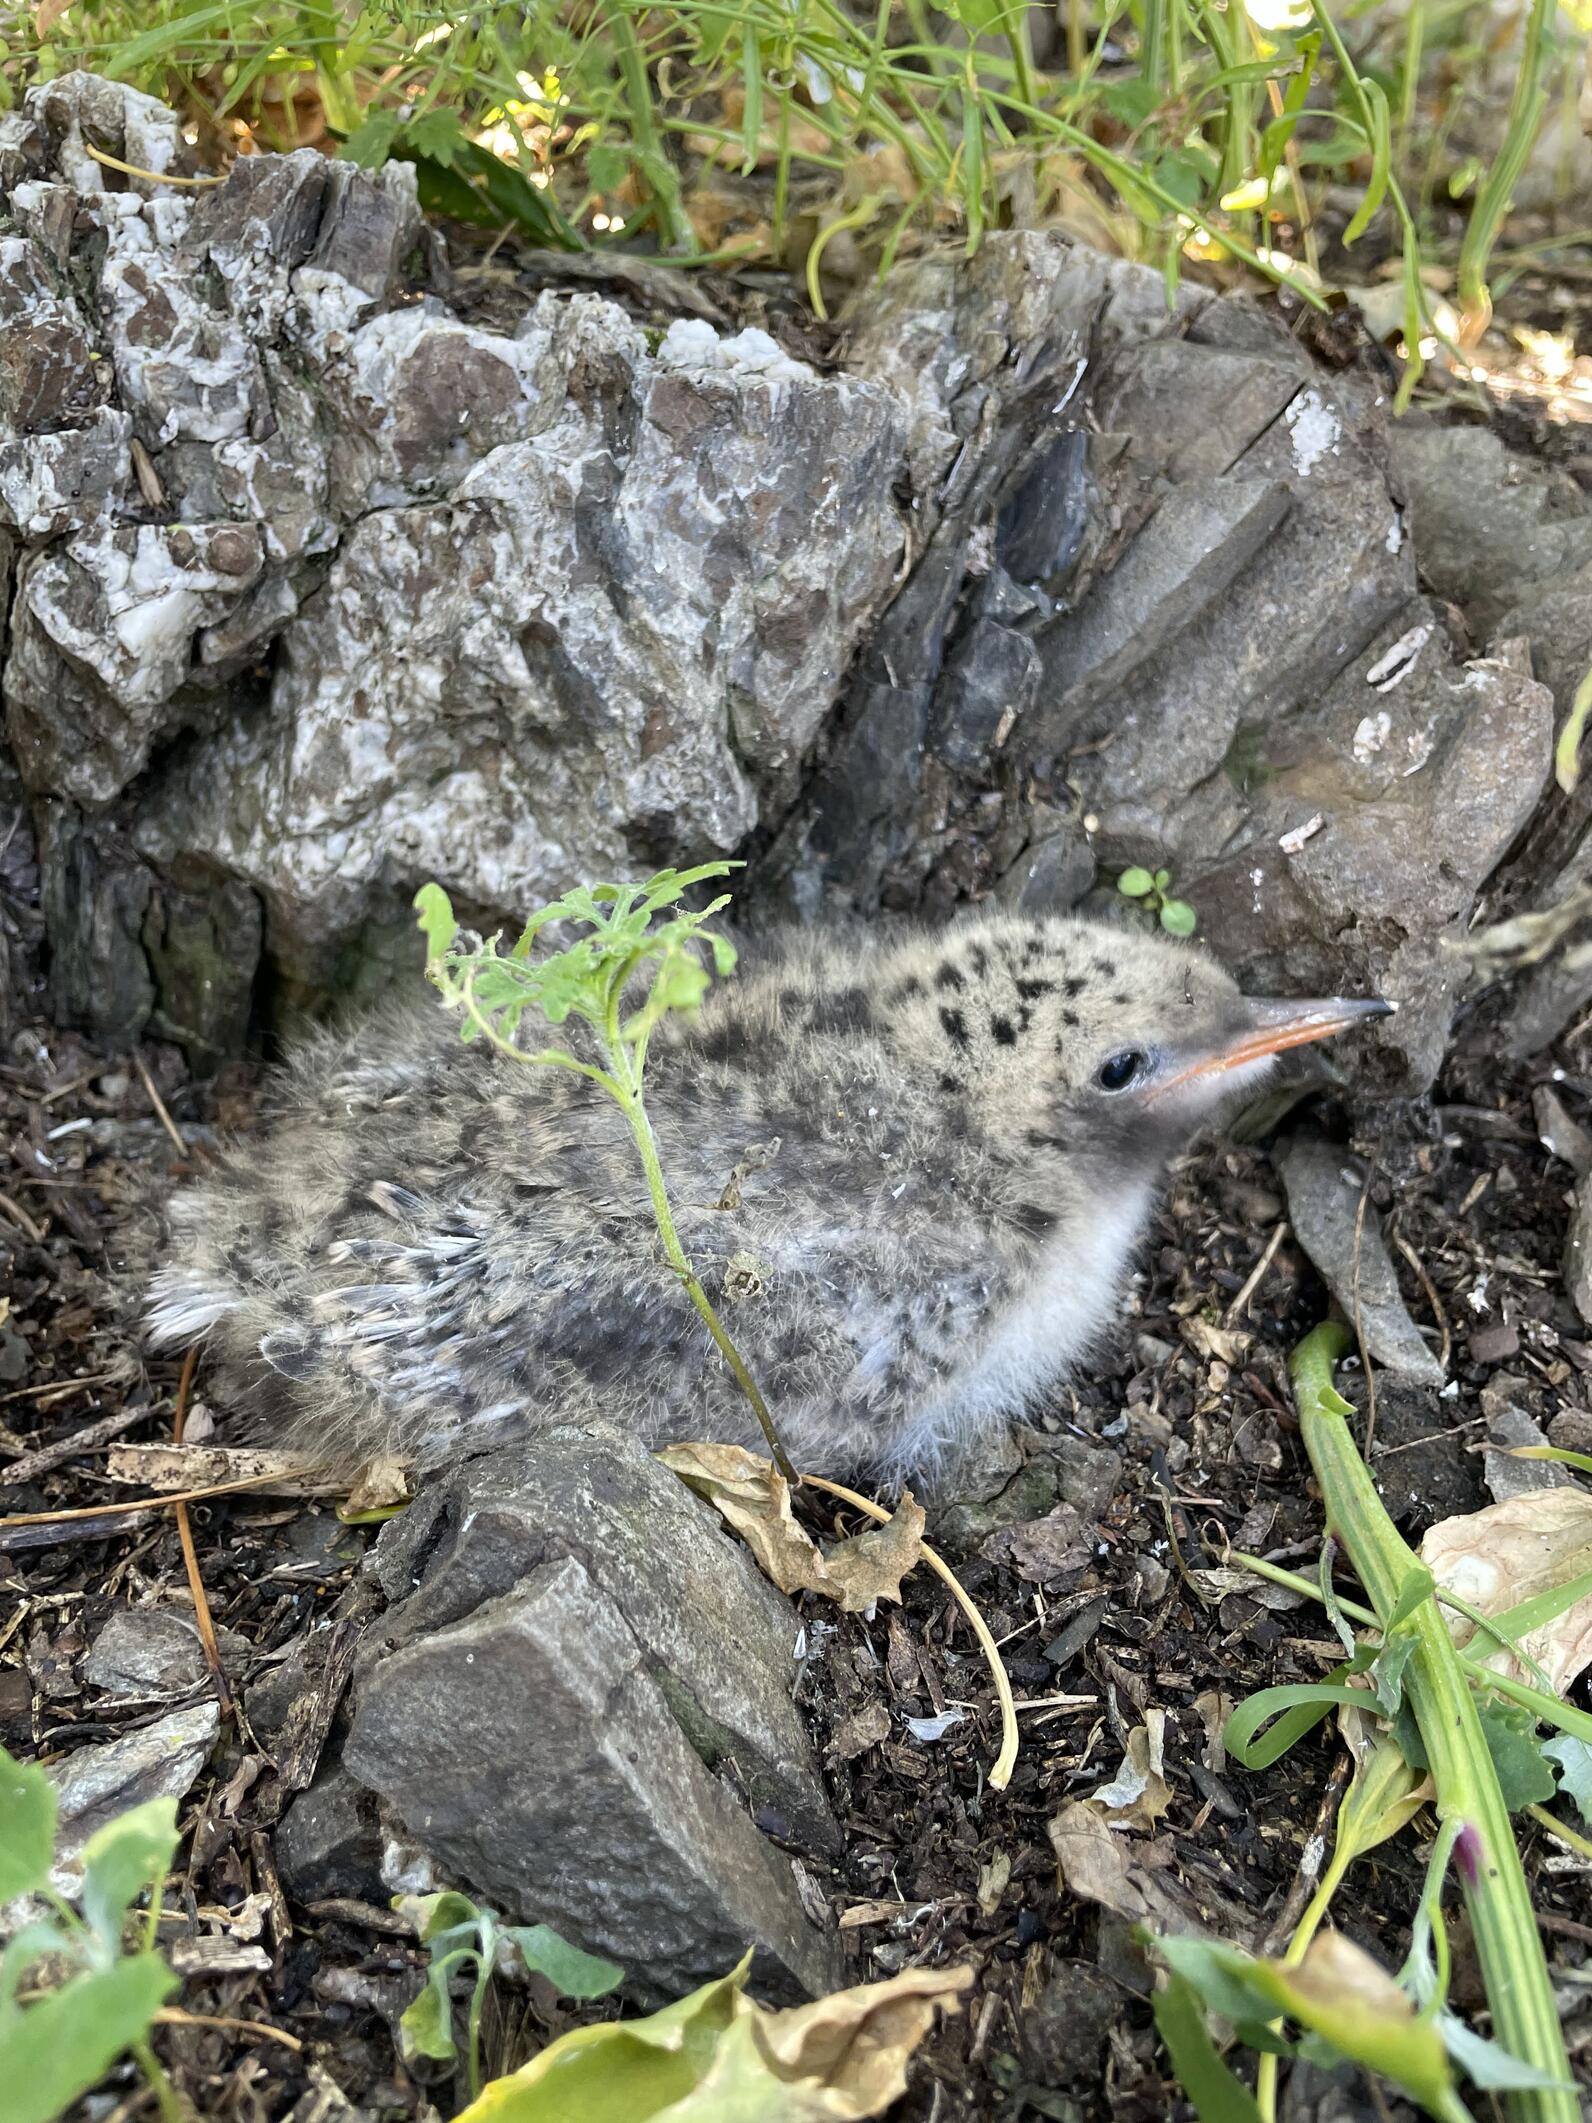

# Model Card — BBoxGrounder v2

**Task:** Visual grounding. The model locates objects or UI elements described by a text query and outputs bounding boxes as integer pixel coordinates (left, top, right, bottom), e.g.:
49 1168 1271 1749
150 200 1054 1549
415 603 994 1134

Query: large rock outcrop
0 74 906 1049
0 71 1576 1087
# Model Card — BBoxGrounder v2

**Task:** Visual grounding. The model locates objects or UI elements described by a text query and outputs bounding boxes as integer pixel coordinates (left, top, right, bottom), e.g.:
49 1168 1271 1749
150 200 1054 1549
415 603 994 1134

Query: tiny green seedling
1117 866 1197 937
415 865 796 1478
395 1890 621 2103
0 1741 182 2123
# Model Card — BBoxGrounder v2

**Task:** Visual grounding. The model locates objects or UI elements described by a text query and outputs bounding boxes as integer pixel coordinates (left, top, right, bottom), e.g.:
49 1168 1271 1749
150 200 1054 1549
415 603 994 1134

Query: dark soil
7 970 1592 2121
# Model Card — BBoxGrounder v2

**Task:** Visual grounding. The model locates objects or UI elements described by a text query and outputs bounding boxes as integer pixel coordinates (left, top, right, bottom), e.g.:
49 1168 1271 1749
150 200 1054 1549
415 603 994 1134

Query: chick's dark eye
1097 1049 1145 1092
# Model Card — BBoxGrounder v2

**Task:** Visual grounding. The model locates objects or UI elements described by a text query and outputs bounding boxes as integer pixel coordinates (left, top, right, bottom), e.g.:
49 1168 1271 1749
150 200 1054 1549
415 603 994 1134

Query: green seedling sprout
0 1742 182 2123
415 866 796 1481
395 1890 621 2102
1117 865 1197 937
1155 1324 1581 2120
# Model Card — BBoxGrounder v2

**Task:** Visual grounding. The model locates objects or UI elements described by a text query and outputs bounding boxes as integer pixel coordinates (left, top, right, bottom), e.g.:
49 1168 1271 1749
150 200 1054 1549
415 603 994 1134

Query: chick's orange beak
1159 994 1395 1094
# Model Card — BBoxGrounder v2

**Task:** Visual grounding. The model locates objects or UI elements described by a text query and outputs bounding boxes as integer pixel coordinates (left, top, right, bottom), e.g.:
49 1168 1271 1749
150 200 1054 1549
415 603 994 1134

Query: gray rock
83 1605 243 1698
48 1701 218 1889
1565 1171 1592 1331
763 233 1539 1089
1135 603 1552 1091
995 818 1095 913
275 1763 385 1904
1482 1395 1573 1506
1041 474 1292 712
130 300 905 988
363 1426 837 1856
0 78 1568 1089
0 80 906 1045
1388 423 1592 635
1273 1135 1444 1384
344 1549 840 2003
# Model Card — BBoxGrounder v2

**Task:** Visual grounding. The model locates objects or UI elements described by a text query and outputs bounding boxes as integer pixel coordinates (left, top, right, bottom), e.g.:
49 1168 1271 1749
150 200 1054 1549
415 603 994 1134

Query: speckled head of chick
865 914 1387 1178
142 911 1390 1487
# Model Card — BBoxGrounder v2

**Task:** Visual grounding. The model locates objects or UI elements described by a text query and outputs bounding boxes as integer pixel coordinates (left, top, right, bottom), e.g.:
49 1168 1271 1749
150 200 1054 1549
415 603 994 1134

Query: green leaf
414 883 458 968
396 1889 483 1944
1319 1543 1357 1658
406 106 469 167
399 1945 475 2064
0 1954 176 2123
1155 1933 1453 2115
397 138 580 251
505 1924 623 2000
586 142 631 194
1341 75 1391 244
78 1800 178 1961
948 0 1008 35
1386 1564 1435 1632
1437 2010 1578 2093
1098 76 1162 130
339 108 402 169
1477 1700 1557 1813
1159 899 1197 937
1153 1967 1266 2120
1370 1634 1417 1718
0 1746 54 1902
1544 1734 1592 1826
452 1955 752 2120
1335 1736 1430 1862
1151 1937 1296 2050
1117 867 1155 899
1225 1683 1374 1769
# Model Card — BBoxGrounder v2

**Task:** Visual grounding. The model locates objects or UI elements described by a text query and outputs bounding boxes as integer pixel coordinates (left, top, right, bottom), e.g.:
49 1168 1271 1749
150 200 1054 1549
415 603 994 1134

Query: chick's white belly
883 1181 1151 1472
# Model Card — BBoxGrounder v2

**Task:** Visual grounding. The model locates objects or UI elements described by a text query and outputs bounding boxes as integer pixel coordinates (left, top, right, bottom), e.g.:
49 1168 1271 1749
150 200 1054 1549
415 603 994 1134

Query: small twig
801 1471 1018 1791
0 1401 148 1488
1259 1748 1354 1956
134 1054 187 1157
0 1370 120 1407
1526 1803 1592 1865
171 1348 233 1718
0 1468 316 1527
1393 1233 1451 1373
1226 1220 1287 1324
153 2007 302 2050
0 1190 45 1243
83 141 225 188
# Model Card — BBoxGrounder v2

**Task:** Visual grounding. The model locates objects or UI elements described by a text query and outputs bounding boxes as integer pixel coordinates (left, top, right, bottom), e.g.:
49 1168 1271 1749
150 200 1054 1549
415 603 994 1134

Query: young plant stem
466 1932 494 2103
1289 1322 1576 2122
131 2038 183 2123
605 1048 797 1484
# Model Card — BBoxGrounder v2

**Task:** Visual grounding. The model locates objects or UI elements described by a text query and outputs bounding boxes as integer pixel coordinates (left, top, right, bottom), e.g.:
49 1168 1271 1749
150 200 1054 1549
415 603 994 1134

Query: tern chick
143 913 1388 1481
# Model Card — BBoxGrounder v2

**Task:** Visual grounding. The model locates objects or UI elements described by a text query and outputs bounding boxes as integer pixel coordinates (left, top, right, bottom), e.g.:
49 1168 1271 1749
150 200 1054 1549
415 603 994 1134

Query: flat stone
1273 1135 1444 1384
1042 475 1292 711
363 1426 837 1857
344 1551 840 2004
47 1701 218 1889
275 1763 384 1904
1388 423 1592 635
83 1605 243 1697
1565 1172 1592 1332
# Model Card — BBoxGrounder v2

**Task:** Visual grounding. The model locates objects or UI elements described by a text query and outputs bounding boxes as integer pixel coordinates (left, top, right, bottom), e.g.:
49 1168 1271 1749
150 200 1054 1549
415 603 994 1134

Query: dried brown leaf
1419 1485 1592 1691
1087 1711 1172 1833
660 1441 924 1612
746 1963 974 2118
1049 1801 1174 1924
979 1503 1089 1585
